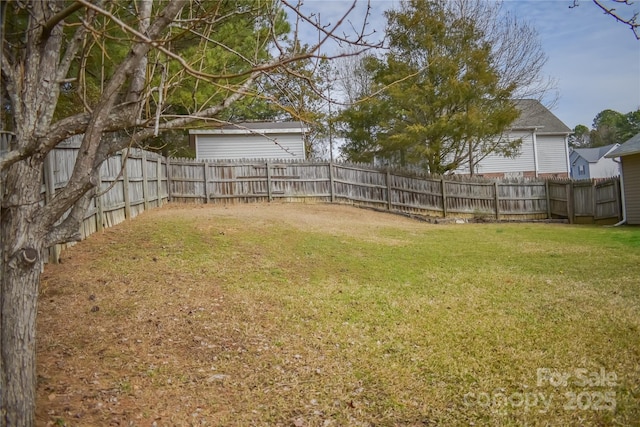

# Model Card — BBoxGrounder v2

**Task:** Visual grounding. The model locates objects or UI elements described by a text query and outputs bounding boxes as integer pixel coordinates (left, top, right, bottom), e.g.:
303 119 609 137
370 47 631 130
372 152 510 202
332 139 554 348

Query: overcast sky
295 0 640 131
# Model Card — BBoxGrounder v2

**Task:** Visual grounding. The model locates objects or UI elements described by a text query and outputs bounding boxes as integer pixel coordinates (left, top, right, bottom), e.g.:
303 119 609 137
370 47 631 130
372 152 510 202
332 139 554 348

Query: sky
294 0 640 131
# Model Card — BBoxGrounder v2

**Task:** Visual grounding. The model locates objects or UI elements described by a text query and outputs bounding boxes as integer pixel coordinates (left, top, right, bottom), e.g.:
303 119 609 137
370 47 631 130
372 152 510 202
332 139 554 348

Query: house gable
570 150 591 179
570 144 620 179
463 100 571 178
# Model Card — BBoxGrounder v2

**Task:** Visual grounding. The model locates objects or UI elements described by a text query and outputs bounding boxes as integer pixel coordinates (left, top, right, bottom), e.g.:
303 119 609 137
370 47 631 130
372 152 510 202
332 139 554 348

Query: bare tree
572 0 640 39
332 47 377 104
449 0 557 104
0 1 376 425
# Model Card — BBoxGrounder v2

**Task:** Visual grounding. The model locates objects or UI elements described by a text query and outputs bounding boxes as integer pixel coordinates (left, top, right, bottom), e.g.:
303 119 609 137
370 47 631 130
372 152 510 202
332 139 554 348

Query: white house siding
622 153 640 225
473 131 536 175
589 157 620 178
537 135 569 176
195 134 305 160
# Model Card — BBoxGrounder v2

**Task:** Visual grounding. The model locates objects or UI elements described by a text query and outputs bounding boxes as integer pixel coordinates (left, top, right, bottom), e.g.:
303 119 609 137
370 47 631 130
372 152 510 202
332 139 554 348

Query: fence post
157 157 162 207
266 162 272 202
166 156 172 202
566 181 574 224
386 169 392 211
141 150 149 211
592 180 597 223
494 181 500 221
614 177 622 221
122 151 131 219
545 180 551 219
43 152 60 263
203 161 210 203
96 169 104 232
440 178 448 218
329 162 335 203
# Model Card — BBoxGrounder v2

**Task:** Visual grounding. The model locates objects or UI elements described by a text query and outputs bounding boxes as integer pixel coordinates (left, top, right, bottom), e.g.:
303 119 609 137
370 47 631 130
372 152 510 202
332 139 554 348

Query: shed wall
622 153 640 225
196 133 305 160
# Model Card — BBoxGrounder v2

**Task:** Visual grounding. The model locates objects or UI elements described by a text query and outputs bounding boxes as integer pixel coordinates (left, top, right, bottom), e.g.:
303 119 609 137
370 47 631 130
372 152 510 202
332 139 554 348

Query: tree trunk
1 256 41 426
1 160 46 427
469 139 474 176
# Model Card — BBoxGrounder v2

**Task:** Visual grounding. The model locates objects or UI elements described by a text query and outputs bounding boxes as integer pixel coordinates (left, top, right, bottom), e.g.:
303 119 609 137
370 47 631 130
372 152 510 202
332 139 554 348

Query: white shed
189 122 308 160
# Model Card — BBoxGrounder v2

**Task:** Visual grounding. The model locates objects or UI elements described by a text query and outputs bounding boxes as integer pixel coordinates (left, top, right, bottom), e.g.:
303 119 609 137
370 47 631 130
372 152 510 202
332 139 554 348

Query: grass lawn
36 203 640 426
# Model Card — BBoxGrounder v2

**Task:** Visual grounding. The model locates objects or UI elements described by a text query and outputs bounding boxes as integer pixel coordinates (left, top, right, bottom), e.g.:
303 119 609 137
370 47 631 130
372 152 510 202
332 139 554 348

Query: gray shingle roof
605 132 640 157
220 121 308 130
510 99 572 134
189 121 309 135
572 144 619 163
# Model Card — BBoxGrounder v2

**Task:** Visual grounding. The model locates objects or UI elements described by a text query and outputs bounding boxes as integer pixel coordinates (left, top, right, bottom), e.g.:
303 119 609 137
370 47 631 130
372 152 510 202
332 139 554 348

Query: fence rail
8 142 621 262
43 141 170 261
169 159 621 224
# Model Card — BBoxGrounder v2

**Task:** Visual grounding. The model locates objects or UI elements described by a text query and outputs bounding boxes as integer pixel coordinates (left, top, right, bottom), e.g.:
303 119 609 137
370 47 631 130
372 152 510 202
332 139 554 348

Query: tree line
570 109 640 148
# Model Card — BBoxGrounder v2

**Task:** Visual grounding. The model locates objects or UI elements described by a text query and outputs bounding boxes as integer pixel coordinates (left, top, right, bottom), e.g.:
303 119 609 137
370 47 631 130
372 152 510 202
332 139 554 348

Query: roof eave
189 127 309 135
605 148 640 158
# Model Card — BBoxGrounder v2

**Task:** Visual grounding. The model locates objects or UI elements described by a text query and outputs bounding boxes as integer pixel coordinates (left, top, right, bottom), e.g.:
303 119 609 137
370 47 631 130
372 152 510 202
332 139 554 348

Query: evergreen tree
338 0 520 174
569 124 591 147
587 108 640 147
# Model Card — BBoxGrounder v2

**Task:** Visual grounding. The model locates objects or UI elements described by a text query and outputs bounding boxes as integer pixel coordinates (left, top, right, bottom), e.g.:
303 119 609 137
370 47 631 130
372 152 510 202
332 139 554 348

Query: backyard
36 203 640 426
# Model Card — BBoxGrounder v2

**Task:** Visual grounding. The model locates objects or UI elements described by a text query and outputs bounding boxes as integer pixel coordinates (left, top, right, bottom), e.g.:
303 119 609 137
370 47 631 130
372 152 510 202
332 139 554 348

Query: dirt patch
152 202 427 233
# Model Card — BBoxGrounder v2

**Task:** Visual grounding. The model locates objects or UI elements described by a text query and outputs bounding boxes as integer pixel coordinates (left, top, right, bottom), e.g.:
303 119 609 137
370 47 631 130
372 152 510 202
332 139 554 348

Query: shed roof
572 144 619 163
189 121 309 135
510 99 572 134
605 132 640 157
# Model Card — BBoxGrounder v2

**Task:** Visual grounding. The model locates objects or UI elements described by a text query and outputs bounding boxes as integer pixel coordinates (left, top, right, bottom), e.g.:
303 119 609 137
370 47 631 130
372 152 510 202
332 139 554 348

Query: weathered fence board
569 179 621 223
3 138 621 264
43 145 170 262
184 159 620 224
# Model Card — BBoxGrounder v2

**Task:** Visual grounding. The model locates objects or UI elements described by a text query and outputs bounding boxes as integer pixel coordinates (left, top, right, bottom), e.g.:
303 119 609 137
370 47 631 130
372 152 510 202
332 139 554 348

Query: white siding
474 131 536 174
196 134 305 160
589 158 620 178
537 135 569 175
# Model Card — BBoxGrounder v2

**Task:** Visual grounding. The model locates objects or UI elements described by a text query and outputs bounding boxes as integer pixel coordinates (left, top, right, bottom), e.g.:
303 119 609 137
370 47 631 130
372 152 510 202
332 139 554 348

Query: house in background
569 144 620 179
458 99 572 178
189 122 308 161
605 133 640 225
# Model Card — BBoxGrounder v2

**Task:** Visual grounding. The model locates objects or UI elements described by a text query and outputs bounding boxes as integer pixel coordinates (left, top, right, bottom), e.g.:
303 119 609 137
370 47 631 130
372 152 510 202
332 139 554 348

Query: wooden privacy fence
4 138 620 263
50 141 169 237
17 149 626 261
44 139 170 261
168 159 622 224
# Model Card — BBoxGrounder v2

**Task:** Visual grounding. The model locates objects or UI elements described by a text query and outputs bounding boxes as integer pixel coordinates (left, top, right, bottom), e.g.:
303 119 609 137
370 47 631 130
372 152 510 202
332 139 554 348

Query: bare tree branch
41 1 85 37
572 0 640 39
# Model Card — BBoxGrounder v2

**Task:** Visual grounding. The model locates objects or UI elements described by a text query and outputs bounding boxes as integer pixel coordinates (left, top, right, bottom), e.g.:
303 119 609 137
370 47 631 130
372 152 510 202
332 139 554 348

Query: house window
578 165 586 175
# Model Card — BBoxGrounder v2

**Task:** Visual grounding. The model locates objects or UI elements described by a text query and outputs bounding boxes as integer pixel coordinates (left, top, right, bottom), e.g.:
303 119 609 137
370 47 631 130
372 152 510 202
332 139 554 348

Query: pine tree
339 0 521 174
